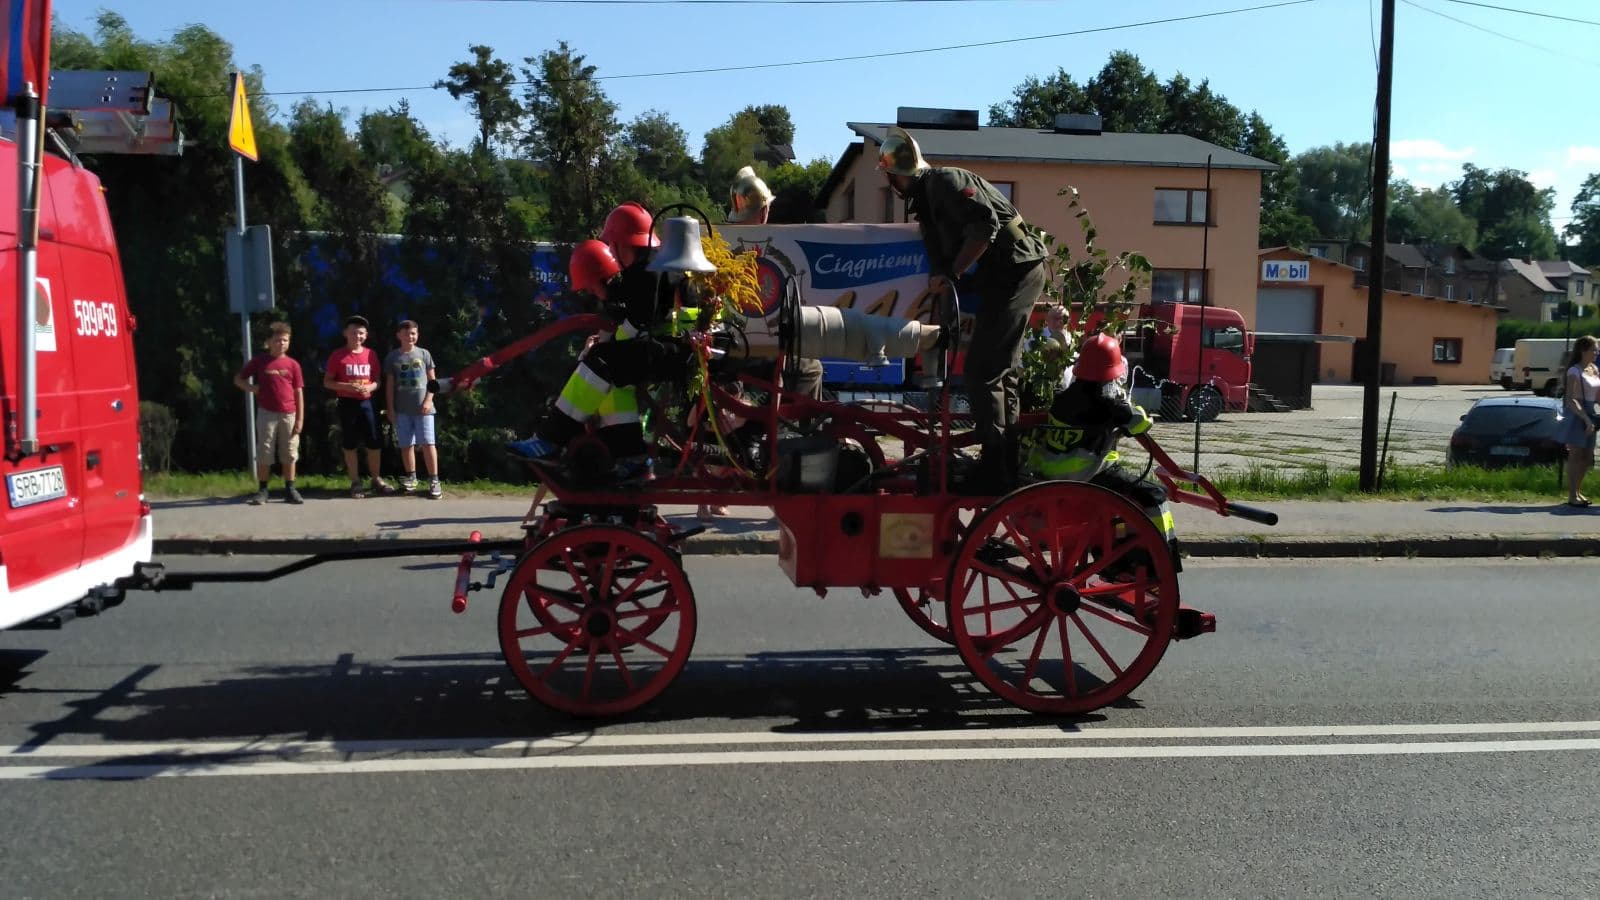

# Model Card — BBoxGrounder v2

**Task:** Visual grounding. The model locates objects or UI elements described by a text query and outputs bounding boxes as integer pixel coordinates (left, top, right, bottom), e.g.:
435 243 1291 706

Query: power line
1401 0 1600 69
243 0 1318 97
1434 0 1600 28
460 0 1063 3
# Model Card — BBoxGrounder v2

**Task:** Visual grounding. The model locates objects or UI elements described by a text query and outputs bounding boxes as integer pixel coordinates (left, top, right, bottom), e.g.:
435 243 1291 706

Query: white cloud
1566 146 1600 166
1391 163 1409 179
1391 139 1477 161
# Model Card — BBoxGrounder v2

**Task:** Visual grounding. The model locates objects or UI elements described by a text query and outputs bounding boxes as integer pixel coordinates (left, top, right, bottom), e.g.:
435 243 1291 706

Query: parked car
1447 396 1567 468
1491 347 1515 389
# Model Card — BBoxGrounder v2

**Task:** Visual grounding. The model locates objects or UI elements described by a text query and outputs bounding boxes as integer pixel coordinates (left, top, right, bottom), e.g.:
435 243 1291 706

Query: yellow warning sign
228 72 258 162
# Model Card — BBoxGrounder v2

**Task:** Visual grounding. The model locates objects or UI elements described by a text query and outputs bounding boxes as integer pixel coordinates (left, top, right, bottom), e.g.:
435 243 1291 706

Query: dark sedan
1448 396 1568 469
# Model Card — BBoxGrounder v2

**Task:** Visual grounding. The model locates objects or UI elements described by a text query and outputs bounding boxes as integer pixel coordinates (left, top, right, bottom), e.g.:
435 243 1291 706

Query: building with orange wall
1258 248 1502 385
817 113 1274 326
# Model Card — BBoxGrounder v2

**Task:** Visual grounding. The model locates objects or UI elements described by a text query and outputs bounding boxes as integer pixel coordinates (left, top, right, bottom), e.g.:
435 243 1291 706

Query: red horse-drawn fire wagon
129 211 1276 721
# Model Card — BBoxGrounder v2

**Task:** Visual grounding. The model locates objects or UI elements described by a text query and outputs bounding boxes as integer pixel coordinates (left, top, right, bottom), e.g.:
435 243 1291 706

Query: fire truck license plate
7 466 67 509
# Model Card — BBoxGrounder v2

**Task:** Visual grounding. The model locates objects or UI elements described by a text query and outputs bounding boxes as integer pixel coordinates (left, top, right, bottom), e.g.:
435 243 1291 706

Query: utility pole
1360 0 1396 493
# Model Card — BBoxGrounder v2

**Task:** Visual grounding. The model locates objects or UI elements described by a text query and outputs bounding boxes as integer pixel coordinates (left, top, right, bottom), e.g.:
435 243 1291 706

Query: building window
1444 284 1454 300
1309 246 1326 258
991 181 1015 203
1151 268 1208 304
1351 255 1366 271
1153 188 1210 225
1467 288 1475 301
1577 278 1587 297
1443 257 1456 275
1432 338 1462 364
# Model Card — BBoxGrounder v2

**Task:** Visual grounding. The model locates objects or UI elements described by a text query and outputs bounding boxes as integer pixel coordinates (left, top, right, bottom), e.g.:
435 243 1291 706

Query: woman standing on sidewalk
1559 335 1599 507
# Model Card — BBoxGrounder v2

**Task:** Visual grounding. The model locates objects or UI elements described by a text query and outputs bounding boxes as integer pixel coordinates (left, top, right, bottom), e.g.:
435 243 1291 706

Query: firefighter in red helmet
1025 332 1180 572
507 209 704 479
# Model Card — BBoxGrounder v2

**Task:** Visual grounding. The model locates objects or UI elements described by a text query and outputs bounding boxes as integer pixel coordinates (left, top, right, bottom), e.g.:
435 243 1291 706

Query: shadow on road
1428 504 1597 516
4 646 1107 767
374 515 524 531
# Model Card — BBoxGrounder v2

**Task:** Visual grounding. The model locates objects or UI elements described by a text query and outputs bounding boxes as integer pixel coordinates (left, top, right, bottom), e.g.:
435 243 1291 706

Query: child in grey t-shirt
385 320 441 498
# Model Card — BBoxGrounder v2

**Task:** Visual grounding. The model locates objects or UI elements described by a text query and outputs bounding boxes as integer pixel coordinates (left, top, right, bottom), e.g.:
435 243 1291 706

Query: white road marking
4 737 1600 780
6 720 1600 760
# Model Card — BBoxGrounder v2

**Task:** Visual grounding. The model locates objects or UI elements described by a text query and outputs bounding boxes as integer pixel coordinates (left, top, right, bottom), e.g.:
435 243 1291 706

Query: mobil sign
1262 259 1311 282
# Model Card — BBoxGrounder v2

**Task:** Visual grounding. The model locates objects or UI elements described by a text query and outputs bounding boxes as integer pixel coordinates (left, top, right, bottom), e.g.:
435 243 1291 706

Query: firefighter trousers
962 258 1047 476
539 335 697 459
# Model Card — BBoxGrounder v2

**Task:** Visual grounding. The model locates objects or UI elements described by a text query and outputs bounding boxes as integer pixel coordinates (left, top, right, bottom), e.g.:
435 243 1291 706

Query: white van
1491 347 1515 388
1510 338 1576 396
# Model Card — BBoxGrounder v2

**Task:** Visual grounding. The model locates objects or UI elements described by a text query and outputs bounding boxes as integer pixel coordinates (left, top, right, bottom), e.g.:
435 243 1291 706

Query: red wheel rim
499 525 696 717
947 482 1178 715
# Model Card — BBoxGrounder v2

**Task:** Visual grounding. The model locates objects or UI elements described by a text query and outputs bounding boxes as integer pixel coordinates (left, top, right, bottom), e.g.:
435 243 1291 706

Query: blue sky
56 0 1594 225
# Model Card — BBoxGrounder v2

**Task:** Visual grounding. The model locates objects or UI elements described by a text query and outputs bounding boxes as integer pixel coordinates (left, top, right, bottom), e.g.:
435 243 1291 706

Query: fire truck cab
1 71 181 629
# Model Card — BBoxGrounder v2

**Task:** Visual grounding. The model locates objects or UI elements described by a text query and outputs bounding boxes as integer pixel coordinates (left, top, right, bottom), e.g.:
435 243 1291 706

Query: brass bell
647 216 717 274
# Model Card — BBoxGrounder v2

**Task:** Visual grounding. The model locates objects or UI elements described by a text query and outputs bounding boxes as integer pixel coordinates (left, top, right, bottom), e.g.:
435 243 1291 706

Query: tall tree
739 103 795 146
521 41 620 241
763 157 835 224
624 110 696 189
1388 182 1477 249
700 109 765 197
1243 112 1315 247
1450 164 1557 260
1293 142 1373 242
1161 73 1245 149
1084 51 1166 133
435 45 522 153
987 68 1091 128
1564 173 1600 266
54 13 310 470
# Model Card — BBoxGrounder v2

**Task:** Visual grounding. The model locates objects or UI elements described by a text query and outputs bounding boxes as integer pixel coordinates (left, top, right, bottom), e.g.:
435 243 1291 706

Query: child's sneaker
247 488 268 506
349 481 367 499
284 486 305 505
400 474 418 494
507 436 560 461
614 455 653 483
427 479 442 500
371 478 396 496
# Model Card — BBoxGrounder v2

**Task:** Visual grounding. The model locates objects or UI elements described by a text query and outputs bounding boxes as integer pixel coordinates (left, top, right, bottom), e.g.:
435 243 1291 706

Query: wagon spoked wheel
892 498 999 649
499 524 696 717
947 482 1178 716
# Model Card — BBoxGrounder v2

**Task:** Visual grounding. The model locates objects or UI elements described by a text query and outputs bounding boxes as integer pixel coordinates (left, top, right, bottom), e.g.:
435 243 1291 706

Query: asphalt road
4 556 1600 898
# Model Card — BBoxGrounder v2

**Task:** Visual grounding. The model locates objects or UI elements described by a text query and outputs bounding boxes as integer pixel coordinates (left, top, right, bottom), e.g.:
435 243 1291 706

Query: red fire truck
1 66 180 629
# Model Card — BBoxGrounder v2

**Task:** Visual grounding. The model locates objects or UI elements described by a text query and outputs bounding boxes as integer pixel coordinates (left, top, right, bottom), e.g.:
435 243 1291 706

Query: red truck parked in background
1065 301 1253 422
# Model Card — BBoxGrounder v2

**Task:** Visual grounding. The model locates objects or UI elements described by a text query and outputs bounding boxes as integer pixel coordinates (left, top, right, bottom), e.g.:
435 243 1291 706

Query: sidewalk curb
154 534 1600 559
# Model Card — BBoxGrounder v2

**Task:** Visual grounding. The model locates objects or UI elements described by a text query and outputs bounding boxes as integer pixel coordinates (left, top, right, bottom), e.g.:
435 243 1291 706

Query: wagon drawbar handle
1222 502 1279 527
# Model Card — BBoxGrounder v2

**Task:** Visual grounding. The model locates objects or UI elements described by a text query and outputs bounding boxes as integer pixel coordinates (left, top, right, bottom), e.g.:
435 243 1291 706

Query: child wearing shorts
385 320 442 498
234 322 304 505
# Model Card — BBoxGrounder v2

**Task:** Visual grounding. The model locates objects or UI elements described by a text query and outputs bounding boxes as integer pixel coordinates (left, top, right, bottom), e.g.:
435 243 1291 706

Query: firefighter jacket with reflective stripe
1027 379 1153 481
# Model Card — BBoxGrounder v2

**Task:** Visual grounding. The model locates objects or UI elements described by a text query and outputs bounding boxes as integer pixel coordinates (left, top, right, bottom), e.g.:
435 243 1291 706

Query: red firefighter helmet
569 240 621 295
1073 332 1127 383
599 202 661 249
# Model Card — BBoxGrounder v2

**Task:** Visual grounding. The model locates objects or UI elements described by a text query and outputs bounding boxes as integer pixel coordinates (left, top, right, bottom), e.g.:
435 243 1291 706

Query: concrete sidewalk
149 490 1600 559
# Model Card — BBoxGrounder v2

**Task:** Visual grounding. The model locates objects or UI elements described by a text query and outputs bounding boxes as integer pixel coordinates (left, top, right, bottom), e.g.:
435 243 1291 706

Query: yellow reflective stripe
1128 408 1153 435
558 365 610 417
597 386 640 426
1152 507 1175 539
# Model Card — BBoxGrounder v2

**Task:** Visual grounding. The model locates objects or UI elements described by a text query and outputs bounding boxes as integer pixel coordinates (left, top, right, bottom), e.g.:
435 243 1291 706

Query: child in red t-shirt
234 322 305 505
322 315 394 498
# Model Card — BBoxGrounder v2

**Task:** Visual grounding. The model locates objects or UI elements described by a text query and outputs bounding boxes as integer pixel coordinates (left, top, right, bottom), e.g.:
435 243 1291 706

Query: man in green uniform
878 126 1048 491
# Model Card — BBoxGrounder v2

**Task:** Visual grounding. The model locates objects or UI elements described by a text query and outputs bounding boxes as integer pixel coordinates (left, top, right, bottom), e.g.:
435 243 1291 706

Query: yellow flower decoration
688 233 764 319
